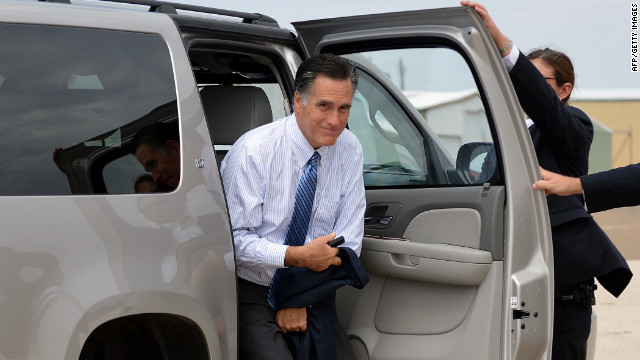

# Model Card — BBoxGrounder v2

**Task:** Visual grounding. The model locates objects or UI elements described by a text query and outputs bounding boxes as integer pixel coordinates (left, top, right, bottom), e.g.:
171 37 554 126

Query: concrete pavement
593 260 640 359
591 207 640 359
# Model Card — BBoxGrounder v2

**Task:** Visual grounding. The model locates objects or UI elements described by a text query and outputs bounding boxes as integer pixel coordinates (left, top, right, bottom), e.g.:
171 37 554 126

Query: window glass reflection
0 24 177 195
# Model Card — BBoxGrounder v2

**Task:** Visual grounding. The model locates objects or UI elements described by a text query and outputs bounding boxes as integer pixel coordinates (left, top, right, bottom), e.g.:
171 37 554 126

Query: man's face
134 140 181 190
294 75 353 149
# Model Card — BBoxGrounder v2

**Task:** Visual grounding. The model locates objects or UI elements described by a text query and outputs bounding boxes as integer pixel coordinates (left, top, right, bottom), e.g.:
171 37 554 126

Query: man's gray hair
295 54 358 104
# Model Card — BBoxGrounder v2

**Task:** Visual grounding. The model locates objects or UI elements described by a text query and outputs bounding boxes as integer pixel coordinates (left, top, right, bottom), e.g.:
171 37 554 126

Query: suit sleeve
509 52 593 159
581 163 640 213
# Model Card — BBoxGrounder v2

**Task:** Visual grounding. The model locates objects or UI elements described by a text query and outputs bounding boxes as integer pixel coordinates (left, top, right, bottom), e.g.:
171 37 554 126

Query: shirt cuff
580 176 589 212
265 242 289 268
501 44 520 72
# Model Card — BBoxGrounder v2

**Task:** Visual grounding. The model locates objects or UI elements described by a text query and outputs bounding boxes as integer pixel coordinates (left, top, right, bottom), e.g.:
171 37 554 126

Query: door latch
512 309 530 320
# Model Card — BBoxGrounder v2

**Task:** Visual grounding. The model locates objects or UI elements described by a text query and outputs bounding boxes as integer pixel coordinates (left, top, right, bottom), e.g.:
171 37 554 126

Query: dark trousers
552 298 592 360
237 277 354 360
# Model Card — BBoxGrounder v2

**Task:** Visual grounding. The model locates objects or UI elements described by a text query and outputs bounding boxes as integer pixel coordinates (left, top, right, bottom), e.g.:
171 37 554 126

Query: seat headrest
200 86 273 145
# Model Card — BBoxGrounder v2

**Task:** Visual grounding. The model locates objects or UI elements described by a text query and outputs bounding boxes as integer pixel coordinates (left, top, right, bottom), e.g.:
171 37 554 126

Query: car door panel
337 186 503 358
365 187 505 257
374 276 478 335
360 239 492 285
337 263 504 359
295 6 552 360
404 207 482 247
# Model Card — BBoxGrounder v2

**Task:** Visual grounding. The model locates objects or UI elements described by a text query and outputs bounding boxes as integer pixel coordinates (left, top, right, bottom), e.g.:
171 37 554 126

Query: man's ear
293 91 303 113
559 82 573 102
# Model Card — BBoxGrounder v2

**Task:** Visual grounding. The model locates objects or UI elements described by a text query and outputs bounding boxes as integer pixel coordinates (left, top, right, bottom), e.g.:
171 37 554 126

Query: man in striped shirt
221 54 366 359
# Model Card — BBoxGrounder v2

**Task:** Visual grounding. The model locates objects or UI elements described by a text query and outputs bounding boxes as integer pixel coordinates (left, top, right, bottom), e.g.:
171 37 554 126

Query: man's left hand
276 307 307 333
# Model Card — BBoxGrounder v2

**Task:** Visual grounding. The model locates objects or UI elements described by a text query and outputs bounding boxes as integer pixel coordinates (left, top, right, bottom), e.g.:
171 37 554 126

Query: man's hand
533 167 583 196
460 2 511 53
276 307 307 333
284 233 341 271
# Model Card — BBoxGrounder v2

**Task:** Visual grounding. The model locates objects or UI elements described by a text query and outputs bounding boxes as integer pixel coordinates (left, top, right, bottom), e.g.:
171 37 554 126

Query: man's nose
326 110 341 127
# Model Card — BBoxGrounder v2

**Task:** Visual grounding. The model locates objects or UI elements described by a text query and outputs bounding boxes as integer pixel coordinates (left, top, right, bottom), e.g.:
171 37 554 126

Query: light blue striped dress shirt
220 114 365 286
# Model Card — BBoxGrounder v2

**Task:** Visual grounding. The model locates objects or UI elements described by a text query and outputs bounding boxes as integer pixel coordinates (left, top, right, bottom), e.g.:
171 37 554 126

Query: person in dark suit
534 165 640 213
462 2 633 359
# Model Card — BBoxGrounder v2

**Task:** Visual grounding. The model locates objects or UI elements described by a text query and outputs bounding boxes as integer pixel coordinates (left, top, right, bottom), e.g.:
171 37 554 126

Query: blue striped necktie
268 151 320 309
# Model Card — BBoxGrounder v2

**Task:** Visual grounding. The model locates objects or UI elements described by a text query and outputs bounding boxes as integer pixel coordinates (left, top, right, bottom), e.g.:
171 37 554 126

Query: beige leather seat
199 85 273 165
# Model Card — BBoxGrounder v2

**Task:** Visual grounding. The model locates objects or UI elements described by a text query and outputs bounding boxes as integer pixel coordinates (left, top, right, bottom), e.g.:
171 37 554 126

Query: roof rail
97 0 279 26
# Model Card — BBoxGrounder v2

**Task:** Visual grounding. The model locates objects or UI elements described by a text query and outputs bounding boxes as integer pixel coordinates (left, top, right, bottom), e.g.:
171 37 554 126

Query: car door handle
364 216 393 226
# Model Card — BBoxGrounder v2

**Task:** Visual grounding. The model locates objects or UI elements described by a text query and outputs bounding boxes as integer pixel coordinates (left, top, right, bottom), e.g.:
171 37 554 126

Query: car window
0 23 177 195
344 47 500 187
348 71 430 186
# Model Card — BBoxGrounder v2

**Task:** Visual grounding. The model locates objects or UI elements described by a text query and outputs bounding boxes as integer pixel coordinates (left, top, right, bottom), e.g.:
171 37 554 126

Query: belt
555 281 597 306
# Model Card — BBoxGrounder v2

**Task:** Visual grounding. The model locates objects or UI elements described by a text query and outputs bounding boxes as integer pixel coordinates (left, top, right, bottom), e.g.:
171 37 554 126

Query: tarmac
590 206 640 359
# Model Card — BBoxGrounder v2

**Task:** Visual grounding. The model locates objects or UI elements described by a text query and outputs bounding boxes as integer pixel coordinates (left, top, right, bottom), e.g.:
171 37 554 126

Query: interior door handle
365 216 393 226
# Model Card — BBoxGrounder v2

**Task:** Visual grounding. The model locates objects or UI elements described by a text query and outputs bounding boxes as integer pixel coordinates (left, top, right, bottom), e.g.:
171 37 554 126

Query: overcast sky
176 0 639 93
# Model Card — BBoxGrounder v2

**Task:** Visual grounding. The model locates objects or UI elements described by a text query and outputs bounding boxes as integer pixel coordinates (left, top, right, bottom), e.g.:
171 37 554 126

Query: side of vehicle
0 1 554 359
0 1 239 358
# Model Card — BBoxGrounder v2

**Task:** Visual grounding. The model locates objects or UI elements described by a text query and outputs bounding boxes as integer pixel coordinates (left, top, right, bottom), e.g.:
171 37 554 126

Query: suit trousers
552 298 592 360
237 277 354 360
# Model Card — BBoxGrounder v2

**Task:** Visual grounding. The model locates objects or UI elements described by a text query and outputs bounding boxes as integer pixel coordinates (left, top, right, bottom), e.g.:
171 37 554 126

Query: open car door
293 6 553 360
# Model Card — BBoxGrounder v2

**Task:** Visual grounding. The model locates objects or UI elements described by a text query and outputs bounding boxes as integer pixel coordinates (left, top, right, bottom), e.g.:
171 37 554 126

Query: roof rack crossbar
38 0 72 3
98 0 278 25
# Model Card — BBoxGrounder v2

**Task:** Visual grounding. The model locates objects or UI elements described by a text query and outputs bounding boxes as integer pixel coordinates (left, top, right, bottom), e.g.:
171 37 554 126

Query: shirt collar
286 113 329 167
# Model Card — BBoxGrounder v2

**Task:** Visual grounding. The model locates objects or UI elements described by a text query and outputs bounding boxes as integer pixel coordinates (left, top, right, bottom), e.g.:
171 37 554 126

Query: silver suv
0 0 554 359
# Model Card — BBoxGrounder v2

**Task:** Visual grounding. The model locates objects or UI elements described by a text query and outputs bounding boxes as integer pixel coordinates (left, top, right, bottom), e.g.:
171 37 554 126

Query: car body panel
0 1 236 358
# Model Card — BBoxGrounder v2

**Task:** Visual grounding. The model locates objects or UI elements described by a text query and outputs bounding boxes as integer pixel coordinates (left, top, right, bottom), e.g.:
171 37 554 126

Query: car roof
19 0 296 41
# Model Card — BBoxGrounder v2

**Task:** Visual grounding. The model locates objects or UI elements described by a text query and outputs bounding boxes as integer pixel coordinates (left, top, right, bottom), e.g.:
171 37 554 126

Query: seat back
200 86 273 164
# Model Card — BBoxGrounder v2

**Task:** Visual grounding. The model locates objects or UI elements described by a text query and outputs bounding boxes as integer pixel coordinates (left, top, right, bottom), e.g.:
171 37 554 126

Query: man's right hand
284 233 341 271
276 307 307 333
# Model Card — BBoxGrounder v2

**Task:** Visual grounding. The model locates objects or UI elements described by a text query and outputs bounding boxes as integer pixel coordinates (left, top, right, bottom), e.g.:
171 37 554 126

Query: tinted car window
0 24 177 195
